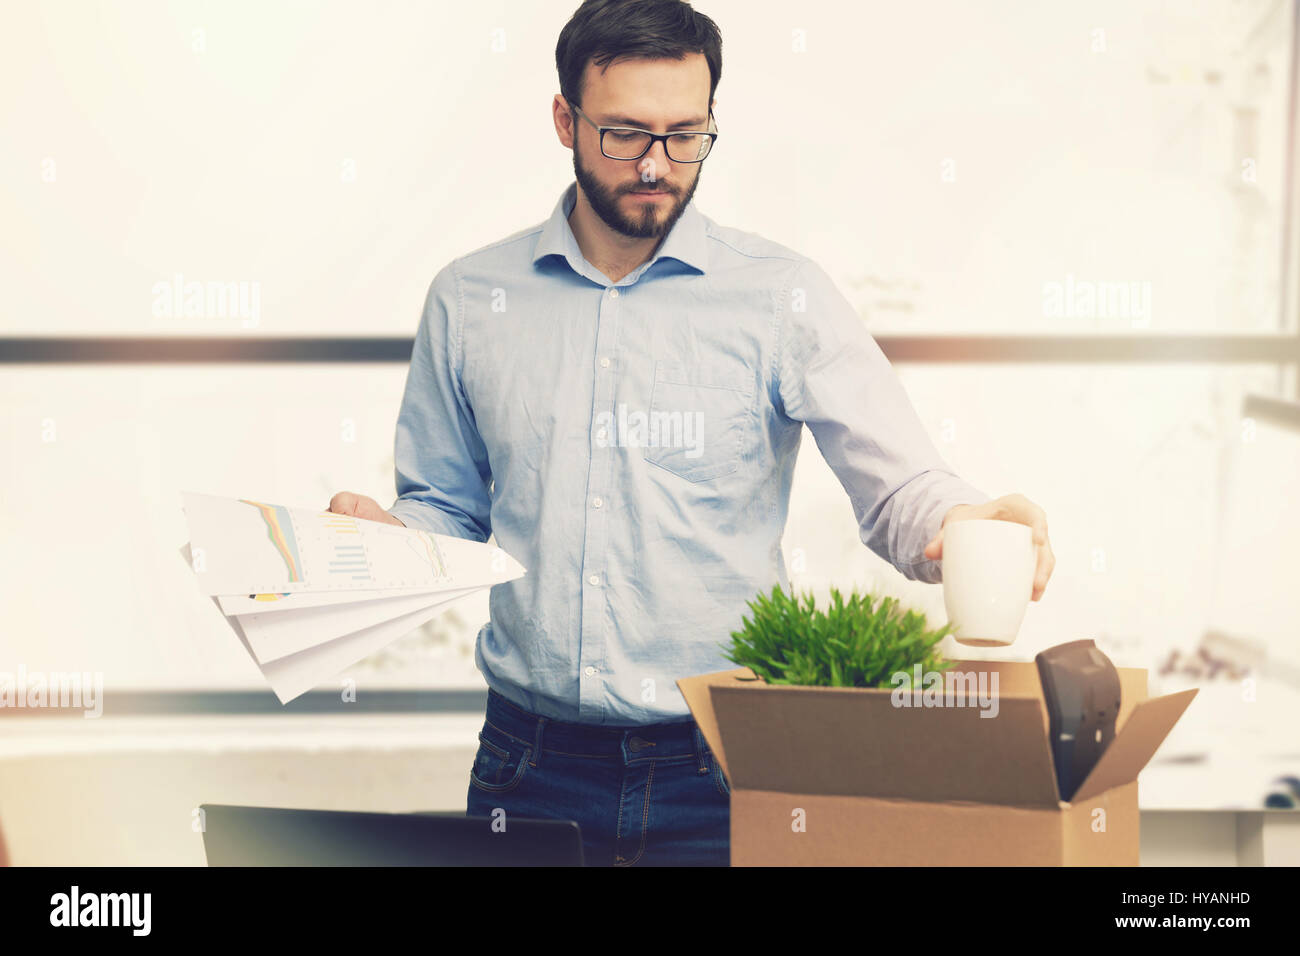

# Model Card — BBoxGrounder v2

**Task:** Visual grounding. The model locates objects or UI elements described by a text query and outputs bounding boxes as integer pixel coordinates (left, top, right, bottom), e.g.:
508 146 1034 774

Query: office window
0 365 486 691
727 0 1297 335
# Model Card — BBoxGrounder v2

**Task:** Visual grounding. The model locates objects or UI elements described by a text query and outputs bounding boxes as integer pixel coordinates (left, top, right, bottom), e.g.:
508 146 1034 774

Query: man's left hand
922 493 1055 602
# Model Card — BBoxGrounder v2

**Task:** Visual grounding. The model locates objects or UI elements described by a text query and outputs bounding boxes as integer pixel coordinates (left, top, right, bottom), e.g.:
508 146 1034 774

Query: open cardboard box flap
677 660 1198 809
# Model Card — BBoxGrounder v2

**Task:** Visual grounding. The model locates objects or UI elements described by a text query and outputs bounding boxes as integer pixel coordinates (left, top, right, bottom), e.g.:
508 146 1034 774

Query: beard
572 135 700 239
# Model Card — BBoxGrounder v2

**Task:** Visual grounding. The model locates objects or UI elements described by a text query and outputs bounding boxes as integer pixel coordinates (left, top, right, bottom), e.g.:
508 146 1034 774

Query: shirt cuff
386 499 483 541
898 473 992 584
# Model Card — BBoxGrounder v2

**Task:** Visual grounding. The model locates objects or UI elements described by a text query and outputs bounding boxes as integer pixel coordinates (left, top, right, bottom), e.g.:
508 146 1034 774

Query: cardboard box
677 659 1197 866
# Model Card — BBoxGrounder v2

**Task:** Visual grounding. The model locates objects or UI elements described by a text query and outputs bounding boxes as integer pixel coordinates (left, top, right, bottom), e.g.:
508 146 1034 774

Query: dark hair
556 0 722 110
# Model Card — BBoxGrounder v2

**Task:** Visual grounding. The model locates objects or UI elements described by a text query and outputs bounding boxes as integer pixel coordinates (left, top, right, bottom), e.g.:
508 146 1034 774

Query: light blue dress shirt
389 181 991 725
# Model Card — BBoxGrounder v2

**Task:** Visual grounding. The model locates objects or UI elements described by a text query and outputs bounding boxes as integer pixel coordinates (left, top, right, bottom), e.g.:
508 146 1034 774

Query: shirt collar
532 180 708 279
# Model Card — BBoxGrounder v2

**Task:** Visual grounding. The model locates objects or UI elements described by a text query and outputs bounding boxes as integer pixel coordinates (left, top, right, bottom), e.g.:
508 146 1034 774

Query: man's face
569 54 712 240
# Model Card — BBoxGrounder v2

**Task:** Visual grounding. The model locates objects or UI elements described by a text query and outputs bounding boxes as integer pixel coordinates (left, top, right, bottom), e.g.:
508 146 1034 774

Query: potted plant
721 584 955 688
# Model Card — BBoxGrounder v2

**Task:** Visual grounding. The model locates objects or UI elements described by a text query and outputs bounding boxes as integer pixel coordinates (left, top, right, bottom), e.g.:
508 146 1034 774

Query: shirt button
584 666 597 676
592 496 603 509
588 574 600 586
608 288 619 298
596 428 607 441
599 356 611 368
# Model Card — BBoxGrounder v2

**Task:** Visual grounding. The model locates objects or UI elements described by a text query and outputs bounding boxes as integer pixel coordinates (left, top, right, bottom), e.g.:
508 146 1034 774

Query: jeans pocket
469 726 532 794
711 751 731 798
642 360 753 483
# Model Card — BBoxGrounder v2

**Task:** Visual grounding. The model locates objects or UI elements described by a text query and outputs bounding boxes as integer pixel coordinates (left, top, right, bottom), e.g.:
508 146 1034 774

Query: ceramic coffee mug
942 518 1036 647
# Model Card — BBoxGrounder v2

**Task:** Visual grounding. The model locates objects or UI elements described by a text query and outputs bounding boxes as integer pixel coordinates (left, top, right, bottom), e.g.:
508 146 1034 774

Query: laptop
200 804 584 866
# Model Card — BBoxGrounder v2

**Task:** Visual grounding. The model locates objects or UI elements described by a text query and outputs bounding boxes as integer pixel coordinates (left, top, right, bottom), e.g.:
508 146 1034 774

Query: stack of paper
180 491 525 703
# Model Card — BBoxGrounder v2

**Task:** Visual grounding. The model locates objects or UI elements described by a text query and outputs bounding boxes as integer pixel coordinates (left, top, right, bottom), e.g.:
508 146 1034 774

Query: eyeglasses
568 101 718 163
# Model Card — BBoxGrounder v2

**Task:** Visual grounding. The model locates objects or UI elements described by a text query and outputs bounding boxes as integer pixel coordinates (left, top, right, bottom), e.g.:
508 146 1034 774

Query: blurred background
1 0 1298 864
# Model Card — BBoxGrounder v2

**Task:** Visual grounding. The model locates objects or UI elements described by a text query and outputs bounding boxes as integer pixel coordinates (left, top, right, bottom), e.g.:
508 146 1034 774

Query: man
328 0 1054 866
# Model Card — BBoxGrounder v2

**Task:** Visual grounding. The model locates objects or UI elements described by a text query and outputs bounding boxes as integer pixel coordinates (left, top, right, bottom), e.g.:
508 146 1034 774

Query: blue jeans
465 688 731 866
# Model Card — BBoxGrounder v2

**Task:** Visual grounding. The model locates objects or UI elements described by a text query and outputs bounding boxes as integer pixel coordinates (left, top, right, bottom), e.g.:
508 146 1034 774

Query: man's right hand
328 491 406 527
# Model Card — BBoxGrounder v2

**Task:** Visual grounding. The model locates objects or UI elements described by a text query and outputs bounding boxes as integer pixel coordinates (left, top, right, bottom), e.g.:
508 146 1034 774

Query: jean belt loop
694 725 708 774
531 715 547 769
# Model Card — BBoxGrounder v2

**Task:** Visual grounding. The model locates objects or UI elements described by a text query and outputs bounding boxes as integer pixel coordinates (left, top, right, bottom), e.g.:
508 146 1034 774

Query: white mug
942 518 1036 647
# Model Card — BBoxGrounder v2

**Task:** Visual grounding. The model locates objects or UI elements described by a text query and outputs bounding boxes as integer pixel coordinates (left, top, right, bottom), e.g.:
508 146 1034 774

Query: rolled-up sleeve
388 261 493 543
776 258 990 583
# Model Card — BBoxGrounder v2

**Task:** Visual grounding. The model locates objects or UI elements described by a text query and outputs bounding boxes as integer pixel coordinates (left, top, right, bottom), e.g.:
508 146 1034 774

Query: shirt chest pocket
642 360 755 482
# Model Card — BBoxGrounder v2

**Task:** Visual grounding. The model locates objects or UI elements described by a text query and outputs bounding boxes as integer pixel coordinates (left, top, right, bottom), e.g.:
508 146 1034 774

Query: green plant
722 584 956 688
